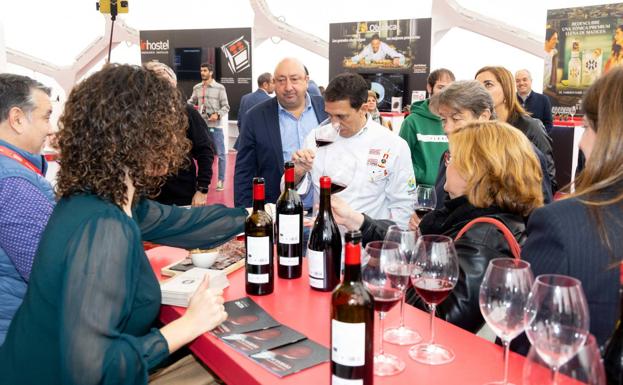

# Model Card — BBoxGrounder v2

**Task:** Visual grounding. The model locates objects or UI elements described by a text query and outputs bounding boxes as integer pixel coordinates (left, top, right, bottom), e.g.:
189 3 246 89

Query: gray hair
515 69 532 80
143 60 177 85
0 73 51 123
430 80 495 119
257 72 272 87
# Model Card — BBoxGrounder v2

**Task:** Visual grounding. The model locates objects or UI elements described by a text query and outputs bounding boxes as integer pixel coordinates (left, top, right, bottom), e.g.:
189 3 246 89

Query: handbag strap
454 217 521 259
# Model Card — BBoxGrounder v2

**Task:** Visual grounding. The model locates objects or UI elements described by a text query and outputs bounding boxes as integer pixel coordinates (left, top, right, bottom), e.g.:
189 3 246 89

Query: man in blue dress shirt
234 58 328 207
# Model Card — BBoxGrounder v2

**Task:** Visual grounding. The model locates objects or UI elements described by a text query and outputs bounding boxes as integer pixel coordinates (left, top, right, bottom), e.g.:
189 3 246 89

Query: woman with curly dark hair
0 64 247 385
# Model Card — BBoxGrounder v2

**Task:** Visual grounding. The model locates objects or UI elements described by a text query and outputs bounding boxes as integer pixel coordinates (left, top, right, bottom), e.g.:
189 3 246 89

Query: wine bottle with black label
331 230 374 385
604 286 623 385
307 175 342 292
245 177 274 295
276 161 303 279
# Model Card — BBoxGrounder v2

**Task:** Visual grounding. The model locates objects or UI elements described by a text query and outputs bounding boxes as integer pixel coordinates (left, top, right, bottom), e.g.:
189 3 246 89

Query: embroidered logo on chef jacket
368 148 390 182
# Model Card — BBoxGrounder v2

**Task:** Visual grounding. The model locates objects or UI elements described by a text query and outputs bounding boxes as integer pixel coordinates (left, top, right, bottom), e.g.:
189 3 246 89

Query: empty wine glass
523 334 605 385
314 118 340 147
479 258 534 385
383 225 422 345
362 241 406 376
408 235 459 365
524 274 590 384
413 185 437 218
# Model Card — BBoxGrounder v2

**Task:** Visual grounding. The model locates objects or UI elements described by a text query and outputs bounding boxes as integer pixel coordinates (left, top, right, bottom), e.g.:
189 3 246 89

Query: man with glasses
0 74 55 344
234 58 327 207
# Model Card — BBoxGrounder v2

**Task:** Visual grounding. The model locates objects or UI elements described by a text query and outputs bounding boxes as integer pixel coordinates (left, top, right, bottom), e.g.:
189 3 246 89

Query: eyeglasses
443 152 452 167
275 76 304 86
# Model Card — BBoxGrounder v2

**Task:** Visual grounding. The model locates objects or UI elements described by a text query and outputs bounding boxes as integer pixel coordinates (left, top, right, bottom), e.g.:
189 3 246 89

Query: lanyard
0 145 43 176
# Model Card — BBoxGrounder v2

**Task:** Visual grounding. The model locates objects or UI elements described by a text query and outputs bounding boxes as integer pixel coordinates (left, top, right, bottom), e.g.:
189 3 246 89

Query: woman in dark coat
476 66 557 194
519 67 623 350
332 120 544 333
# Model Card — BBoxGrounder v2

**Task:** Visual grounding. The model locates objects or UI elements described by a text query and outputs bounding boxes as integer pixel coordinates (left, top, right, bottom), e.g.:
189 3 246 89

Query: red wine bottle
307 176 342 291
245 177 274 295
331 230 374 385
604 287 623 385
276 161 303 279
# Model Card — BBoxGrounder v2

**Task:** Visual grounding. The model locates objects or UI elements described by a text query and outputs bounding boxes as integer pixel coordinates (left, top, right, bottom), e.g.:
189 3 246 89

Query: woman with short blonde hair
449 121 543 217
331 120 543 333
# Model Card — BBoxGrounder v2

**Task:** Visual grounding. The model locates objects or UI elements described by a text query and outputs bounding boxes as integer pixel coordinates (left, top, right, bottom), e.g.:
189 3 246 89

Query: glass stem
552 366 559 385
502 339 510 385
429 304 436 345
399 294 405 328
379 312 386 356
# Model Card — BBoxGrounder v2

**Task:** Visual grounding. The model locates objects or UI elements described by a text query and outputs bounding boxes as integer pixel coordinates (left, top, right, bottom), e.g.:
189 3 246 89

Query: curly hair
56 64 191 206
449 121 543 216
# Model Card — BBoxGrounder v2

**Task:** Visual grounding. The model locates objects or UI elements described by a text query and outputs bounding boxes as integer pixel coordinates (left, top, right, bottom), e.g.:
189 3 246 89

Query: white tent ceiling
1 0 621 99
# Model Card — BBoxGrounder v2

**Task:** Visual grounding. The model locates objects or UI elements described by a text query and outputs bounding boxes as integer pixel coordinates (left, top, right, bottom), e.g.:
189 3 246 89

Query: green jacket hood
409 99 440 121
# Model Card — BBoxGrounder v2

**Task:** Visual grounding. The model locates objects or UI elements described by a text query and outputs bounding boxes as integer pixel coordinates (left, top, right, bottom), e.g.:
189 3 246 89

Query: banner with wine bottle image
544 3 623 110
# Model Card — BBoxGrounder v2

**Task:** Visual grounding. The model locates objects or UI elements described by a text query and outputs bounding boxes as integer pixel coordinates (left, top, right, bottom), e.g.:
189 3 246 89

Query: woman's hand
159 274 228 354
331 195 364 231
184 274 228 335
408 213 421 231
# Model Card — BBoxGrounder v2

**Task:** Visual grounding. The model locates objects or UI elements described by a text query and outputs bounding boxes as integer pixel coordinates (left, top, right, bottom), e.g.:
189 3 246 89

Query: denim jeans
208 127 226 181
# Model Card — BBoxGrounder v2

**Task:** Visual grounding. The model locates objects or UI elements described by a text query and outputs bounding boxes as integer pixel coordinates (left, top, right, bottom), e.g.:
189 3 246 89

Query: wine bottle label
331 375 363 385
247 273 269 284
279 256 299 266
307 248 325 288
278 214 300 244
331 319 366 367
246 236 270 265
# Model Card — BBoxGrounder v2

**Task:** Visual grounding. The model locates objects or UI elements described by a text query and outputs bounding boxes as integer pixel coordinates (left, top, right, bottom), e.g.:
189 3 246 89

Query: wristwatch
197 186 209 194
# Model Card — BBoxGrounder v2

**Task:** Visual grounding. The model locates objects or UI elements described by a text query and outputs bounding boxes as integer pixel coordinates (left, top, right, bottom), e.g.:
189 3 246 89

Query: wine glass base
373 353 405 376
383 326 422 345
408 343 455 365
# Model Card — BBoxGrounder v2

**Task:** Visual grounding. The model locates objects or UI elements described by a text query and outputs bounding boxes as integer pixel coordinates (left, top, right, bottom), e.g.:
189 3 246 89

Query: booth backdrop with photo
140 28 253 120
329 18 431 112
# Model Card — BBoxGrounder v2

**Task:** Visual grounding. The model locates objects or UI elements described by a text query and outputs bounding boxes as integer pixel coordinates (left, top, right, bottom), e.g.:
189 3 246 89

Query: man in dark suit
234 58 328 207
234 72 274 150
516 69 553 133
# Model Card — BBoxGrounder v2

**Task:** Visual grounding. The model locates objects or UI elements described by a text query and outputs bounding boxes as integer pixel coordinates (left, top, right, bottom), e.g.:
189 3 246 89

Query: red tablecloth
147 246 564 385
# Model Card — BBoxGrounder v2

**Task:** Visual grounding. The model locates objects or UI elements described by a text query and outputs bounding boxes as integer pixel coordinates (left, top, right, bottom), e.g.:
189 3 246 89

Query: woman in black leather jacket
332 121 544 334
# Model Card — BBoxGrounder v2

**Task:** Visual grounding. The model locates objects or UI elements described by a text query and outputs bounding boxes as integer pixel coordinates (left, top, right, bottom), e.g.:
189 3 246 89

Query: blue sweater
0 140 55 344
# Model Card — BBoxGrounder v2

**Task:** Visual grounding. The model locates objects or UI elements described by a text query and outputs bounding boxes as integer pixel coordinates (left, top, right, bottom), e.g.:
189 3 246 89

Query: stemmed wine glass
321 149 357 196
413 185 437 219
315 117 340 147
362 241 406 376
523 334 605 385
382 225 422 345
408 235 459 365
524 274 590 384
479 258 534 385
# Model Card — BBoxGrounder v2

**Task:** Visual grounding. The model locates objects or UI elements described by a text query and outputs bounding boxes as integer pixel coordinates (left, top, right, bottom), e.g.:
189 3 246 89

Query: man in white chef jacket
291 72 415 227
